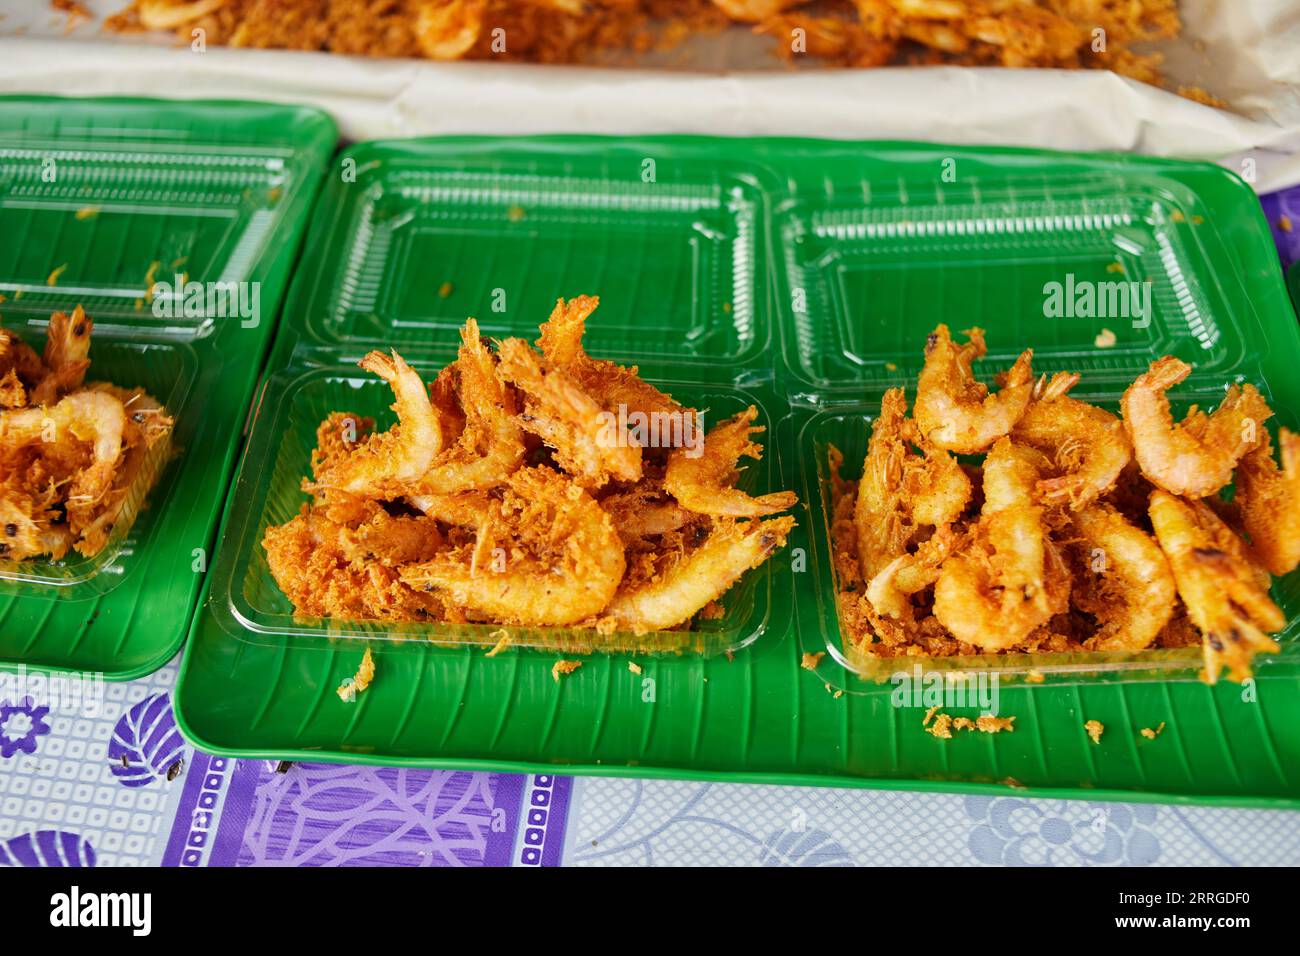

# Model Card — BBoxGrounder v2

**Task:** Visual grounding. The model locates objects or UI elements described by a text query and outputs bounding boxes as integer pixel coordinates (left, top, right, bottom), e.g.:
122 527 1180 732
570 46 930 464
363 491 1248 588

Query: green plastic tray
178 136 1300 807
0 96 336 679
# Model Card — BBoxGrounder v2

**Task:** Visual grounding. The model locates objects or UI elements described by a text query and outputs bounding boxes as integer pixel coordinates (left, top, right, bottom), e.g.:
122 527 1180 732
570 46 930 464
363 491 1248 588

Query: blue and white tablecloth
3 185 1300 869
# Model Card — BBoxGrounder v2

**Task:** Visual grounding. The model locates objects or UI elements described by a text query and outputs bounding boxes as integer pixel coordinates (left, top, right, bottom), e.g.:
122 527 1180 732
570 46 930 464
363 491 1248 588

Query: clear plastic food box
0 96 337 678
177 136 1300 807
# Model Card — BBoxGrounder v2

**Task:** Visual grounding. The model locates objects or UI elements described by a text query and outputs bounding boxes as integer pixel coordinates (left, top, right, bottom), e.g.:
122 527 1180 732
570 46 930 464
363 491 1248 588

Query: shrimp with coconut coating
401 467 625 626
1012 371 1131 509
664 405 796 518
1120 357 1271 498
537 296 682 419
496 336 641 489
1068 503 1175 652
31 306 92 406
1148 489 1282 683
407 319 524 495
601 515 795 634
932 438 1070 650
854 388 970 582
315 350 444 497
913 325 1034 454
1233 428 1300 576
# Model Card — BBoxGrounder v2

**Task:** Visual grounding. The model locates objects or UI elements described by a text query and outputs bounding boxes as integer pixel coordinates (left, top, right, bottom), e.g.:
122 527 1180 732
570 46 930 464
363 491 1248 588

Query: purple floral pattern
0 696 51 758
0 830 96 867
235 764 509 867
108 692 186 787
966 796 1160 866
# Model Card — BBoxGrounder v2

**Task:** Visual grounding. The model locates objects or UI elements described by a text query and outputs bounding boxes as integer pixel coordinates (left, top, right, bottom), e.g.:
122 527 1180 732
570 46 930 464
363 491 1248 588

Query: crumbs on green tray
800 652 824 671
337 647 375 702
1085 719 1104 744
484 630 511 657
1140 721 1166 740
552 659 582 681
46 263 68 286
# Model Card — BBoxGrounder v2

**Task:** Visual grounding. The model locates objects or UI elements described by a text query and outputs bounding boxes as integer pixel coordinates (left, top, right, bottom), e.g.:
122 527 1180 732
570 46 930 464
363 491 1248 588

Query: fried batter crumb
927 712 954 739
926 710 1014 737
438 281 454 298
1002 777 1027 790
484 630 511 657
800 651 825 671
553 659 583 681
1094 327 1117 348
1280 216 1294 234
46 263 67 287
1140 721 1166 740
1085 719 1105 744
628 660 642 675
74 206 100 220
337 647 375 702
1025 671 1045 684
823 682 843 699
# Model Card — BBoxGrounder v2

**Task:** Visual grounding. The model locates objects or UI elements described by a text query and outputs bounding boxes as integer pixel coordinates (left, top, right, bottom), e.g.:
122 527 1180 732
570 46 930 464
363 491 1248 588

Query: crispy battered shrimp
853 388 970 581
601 516 795 634
537 296 681 419
410 319 525 495
600 480 692 544
2 391 127 523
664 406 796 518
1120 357 1272 498
710 0 803 21
496 336 642 489
31 306 92 406
1069 503 1175 652
913 325 1034 454
315 350 443 497
412 0 485 60
1012 371 1131 509
136 0 227 30
1148 489 1282 683
932 438 1070 650
401 467 625 626
865 525 963 623
1233 427 1300 576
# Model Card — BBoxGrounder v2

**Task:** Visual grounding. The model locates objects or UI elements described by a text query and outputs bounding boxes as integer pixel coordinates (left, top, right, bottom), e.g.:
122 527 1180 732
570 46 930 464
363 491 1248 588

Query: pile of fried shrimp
0 307 175 562
263 296 796 634
105 1 1213 102
831 325 1300 684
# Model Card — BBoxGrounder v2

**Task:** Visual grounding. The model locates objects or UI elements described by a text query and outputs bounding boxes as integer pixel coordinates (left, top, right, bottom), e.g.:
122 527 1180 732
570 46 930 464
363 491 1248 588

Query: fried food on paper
263 296 797 635
0 308 174 562
833 325 1296 683
104 0 1215 102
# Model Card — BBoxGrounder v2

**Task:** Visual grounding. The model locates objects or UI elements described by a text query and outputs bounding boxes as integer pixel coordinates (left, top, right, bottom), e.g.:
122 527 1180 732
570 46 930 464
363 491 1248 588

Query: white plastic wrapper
1 0 1298 191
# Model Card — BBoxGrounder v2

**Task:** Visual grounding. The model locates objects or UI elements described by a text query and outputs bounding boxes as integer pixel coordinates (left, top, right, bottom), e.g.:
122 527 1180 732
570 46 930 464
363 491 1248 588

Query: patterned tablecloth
2 187 1299 870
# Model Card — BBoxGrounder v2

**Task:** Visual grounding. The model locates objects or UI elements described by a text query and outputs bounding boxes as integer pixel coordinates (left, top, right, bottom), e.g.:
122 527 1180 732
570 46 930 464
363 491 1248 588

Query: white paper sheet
1 0 1298 191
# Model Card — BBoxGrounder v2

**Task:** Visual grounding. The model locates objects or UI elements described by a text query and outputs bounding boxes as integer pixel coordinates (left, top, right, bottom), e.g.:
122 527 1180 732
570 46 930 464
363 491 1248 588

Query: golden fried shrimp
496 336 642 489
137 0 227 30
853 388 969 581
1069 503 1175 652
412 0 485 60
2 390 127 519
932 438 1070 650
0 481 52 562
409 319 524 495
263 509 447 622
1120 357 1272 498
31 306 92 406
663 405 796 518
1148 489 1283 683
865 526 962 623
600 481 692 543
913 324 1033 454
401 467 625 627
314 350 443 497
1233 427 1300 576
537 296 681 419
601 516 794 634
1012 371 1132 509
